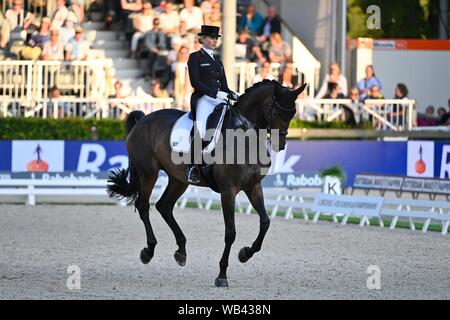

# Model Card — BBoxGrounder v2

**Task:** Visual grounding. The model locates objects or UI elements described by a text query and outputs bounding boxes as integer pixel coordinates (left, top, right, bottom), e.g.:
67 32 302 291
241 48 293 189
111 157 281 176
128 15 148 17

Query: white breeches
195 95 223 139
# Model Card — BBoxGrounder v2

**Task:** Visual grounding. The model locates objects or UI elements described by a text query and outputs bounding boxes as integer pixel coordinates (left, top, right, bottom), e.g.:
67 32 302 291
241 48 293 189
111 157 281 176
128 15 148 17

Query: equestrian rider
186 25 239 184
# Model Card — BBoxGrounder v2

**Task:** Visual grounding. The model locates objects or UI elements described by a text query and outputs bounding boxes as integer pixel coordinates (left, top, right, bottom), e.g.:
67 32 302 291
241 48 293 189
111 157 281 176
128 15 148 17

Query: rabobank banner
0 140 449 185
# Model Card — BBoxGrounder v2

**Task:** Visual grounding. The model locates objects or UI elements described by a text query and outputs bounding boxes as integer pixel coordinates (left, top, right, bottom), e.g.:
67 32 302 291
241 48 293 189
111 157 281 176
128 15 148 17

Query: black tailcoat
187 48 232 118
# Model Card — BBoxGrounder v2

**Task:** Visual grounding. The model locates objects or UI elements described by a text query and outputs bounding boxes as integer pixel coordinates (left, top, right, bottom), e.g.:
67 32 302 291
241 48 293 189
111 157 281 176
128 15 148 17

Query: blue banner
1 140 449 186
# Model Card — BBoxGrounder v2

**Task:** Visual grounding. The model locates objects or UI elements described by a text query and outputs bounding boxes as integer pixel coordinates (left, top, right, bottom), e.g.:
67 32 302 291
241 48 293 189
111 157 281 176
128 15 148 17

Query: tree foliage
348 0 443 39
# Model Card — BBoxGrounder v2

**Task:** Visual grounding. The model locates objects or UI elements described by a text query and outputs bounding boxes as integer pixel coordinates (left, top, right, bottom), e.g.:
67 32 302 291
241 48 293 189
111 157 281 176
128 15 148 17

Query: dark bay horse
107 80 306 287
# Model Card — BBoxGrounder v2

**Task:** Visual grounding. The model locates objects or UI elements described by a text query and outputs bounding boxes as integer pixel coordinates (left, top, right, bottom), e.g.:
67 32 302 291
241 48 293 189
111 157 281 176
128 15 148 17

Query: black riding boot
186 129 203 184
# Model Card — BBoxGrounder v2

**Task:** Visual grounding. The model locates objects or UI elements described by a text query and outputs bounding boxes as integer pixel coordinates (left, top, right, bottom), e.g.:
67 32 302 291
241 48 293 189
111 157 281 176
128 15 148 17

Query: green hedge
0 117 125 140
0 117 373 140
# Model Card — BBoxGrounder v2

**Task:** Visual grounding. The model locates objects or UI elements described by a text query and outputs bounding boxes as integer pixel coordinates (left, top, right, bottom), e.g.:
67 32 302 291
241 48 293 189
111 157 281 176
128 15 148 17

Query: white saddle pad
169 106 227 154
170 112 193 153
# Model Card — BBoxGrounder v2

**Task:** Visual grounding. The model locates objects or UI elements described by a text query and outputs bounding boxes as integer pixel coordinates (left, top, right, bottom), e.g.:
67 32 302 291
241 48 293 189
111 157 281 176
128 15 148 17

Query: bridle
265 96 296 138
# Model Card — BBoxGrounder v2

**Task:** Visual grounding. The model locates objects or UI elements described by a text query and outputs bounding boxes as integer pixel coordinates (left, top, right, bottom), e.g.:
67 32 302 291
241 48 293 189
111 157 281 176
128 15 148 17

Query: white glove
216 90 229 101
231 91 240 100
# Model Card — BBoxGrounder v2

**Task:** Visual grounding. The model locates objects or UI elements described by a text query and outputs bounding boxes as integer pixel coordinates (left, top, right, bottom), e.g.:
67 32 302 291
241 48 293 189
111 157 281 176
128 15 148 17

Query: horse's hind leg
155 176 189 266
239 182 270 263
136 167 159 264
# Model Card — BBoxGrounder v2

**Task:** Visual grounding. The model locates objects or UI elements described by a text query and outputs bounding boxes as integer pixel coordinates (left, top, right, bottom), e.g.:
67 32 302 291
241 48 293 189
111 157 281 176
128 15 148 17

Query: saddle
169 102 254 192
170 102 253 154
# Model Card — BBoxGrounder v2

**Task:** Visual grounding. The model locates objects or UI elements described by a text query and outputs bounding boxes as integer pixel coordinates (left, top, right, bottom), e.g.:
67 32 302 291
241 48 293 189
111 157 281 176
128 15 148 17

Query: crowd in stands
0 0 90 61
1 0 448 127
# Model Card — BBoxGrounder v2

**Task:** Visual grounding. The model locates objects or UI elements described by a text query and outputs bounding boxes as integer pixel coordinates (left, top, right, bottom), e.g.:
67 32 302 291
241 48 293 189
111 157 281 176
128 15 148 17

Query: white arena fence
296 98 417 131
0 176 448 236
0 60 106 100
1 95 417 132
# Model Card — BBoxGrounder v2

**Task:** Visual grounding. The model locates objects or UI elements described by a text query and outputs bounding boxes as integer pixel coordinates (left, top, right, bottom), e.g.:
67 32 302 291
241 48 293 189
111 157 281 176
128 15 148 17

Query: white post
222 0 237 91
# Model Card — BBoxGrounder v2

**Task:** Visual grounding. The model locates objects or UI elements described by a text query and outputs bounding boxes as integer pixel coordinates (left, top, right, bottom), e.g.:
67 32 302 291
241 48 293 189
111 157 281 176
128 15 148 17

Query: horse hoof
140 248 152 264
174 251 186 267
215 277 229 288
238 247 251 263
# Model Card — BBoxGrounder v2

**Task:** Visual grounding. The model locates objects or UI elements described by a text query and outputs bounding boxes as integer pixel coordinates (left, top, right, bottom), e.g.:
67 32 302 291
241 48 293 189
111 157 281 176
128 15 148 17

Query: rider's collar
202 47 215 59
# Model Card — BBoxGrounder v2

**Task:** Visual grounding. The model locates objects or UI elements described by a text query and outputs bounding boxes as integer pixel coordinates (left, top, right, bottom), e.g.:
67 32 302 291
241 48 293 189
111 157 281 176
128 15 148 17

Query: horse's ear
294 83 308 97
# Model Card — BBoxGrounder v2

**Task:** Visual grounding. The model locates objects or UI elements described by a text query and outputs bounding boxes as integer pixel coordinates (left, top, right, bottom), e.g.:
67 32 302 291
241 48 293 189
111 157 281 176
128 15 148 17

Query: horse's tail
107 111 145 204
125 110 145 135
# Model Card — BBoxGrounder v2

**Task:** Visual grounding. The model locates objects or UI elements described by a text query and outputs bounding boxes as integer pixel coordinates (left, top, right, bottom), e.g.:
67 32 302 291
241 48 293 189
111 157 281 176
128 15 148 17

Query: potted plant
319 165 345 195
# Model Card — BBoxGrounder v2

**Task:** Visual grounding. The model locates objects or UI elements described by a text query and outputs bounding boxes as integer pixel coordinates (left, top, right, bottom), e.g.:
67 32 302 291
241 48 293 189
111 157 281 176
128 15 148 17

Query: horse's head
234 80 307 151
268 82 307 151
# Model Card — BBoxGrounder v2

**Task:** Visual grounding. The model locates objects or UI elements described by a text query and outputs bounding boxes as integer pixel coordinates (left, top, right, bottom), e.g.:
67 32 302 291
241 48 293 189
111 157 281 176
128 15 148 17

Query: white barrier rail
0 97 175 119
296 98 417 131
1 178 448 235
0 60 106 100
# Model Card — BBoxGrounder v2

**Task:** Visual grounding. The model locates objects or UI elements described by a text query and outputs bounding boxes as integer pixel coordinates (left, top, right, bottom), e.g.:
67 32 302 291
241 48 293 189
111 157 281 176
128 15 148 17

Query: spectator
323 82 345 100
357 65 382 101
120 0 143 38
31 16 51 49
68 0 85 24
367 85 384 100
366 84 384 128
170 20 196 51
59 12 78 46
65 26 90 61
150 79 169 98
41 29 64 60
437 99 450 125
239 3 264 36
30 0 47 18
390 83 409 127
347 87 363 124
204 2 222 29
258 5 281 43
253 61 275 84
159 2 180 35
109 80 130 119
437 107 448 125
200 0 220 16
179 0 203 34
5 0 35 31
0 10 11 49
144 17 167 77
316 63 348 98
268 32 291 64
51 0 70 29
417 105 438 127
101 0 121 31
235 30 266 64
282 63 297 88
129 2 154 58
19 34 41 60
173 46 190 107
49 85 71 118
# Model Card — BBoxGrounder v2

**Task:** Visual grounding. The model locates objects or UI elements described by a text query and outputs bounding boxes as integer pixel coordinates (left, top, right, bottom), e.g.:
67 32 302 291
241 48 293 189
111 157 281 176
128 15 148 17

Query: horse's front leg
215 188 237 287
239 182 270 263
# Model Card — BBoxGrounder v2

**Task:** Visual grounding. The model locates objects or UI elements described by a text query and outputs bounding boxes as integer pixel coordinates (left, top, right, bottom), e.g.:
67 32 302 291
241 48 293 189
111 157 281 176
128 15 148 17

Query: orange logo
415 145 426 174
27 144 49 172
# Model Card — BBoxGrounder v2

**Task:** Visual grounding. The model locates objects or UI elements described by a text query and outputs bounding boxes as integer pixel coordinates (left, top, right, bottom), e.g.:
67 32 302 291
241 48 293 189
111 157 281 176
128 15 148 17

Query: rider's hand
230 91 240 101
216 91 229 101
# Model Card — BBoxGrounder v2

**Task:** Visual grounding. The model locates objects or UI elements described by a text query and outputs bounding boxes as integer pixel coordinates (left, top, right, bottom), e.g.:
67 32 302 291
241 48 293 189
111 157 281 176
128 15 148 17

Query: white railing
234 61 306 93
1 178 448 235
0 60 106 100
0 97 175 119
296 98 417 131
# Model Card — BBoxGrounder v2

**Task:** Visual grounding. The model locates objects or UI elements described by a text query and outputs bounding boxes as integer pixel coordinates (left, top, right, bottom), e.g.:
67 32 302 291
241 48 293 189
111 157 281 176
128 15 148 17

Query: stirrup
186 166 201 184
